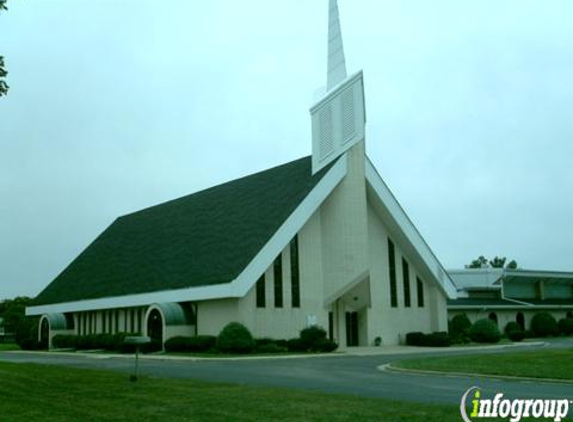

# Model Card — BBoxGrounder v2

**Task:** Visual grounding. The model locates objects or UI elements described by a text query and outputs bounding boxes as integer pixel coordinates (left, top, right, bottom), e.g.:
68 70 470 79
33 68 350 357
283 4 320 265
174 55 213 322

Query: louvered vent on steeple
311 0 366 174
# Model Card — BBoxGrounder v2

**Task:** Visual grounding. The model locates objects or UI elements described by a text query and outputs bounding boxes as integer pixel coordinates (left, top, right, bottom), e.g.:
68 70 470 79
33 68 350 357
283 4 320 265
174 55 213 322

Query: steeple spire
327 0 347 91
310 0 366 174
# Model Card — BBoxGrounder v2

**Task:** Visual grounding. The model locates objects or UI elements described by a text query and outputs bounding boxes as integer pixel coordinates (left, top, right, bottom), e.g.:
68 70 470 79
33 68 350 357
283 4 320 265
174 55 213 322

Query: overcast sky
1 1 572 300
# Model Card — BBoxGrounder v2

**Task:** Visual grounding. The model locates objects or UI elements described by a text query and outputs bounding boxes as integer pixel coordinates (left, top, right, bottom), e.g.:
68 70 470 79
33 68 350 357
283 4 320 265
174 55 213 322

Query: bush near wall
216 322 255 354
504 321 521 336
449 314 471 342
298 326 338 352
405 331 451 347
507 330 525 342
558 318 573 336
468 319 501 343
503 321 524 342
164 336 217 353
51 333 161 353
530 312 558 337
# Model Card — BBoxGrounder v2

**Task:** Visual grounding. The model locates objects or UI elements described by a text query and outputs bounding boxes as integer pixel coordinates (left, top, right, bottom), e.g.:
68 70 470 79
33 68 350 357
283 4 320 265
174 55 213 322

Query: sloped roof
33 156 333 306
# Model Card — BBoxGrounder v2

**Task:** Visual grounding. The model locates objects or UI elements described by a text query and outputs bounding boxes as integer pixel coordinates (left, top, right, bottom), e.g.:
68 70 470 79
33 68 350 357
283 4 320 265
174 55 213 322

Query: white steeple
310 0 366 174
327 0 347 91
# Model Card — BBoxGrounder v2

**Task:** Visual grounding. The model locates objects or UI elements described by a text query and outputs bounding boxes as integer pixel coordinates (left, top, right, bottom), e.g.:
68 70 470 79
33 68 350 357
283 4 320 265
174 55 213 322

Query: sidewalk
342 340 546 356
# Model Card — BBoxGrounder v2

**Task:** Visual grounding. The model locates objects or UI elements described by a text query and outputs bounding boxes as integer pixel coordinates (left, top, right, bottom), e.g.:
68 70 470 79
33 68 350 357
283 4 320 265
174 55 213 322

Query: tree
0 0 9 97
0 296 33 334
489 256 506 268
468 256 488 268
466 256 518 269
506 260 518 269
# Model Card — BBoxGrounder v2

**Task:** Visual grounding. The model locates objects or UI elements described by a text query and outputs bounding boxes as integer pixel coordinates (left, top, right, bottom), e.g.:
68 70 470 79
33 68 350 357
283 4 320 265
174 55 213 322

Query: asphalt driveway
2 339 572 405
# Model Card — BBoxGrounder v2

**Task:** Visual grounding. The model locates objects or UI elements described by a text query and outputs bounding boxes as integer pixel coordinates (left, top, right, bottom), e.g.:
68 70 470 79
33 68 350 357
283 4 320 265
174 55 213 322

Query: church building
27 0 457 348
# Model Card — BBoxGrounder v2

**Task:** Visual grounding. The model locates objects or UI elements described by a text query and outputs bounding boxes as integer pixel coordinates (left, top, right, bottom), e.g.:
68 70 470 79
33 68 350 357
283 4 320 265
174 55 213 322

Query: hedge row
52 333 161 354
405 331 451 347
164 324 338 354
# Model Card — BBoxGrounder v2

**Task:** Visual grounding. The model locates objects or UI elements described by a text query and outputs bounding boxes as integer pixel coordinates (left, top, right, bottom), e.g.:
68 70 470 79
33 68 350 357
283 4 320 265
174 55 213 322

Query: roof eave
364 157 457 299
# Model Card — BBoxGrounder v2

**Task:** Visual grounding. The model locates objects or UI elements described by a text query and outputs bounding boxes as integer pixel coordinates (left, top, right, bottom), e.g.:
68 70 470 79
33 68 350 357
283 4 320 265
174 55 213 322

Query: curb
379 363 573 385
2 349 347 362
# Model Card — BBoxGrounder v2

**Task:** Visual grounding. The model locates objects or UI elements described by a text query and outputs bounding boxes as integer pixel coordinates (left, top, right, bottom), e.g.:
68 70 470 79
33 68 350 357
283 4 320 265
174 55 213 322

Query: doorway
516 312 525 331
345 311 359 347
39 318 49 349
147 309 163 345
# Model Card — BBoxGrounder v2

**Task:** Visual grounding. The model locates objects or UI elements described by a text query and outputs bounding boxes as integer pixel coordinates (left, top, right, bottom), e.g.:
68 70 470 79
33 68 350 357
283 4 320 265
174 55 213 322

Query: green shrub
164 335 216 353
141 340 162 354
450 314 472 337
286 338 305 352
217 322 254 354
164 336 191 352
508 330 525 342
312 338 338 352
530 312 558 337
558 318 573 336
297 326 337 352
405 331 450 347
275 339 289 349
255 338 276 348
424 332 451 347
469 318 501 343
256 343 288 354
15 318 42 350
52 334 76 349
405 332 425 346
504 321 521 335
299 326 327 350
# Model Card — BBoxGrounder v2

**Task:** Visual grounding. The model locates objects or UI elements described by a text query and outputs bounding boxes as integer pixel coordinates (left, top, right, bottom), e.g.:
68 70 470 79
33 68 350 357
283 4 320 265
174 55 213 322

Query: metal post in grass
124 336 150 382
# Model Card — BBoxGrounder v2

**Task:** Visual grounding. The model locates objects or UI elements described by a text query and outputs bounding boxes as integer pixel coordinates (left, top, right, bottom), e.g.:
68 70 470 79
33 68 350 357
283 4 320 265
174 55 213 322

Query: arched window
516 312 525 331
488 312 498 326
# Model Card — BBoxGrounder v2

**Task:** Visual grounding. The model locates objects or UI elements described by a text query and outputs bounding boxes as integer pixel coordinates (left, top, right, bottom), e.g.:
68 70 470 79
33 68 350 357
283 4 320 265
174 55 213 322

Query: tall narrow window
402 258 411 307
114 309 119 333
130 309 135 333
417 277 425 307
135 309 141 334
290 235 300 308
123 309 128 332
388 238 398 307
256 274 266 308
274 255 283 308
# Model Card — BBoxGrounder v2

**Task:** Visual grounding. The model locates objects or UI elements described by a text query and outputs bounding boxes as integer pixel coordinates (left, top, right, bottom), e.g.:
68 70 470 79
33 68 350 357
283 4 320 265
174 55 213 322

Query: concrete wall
366 200 448 345
248 215 328 339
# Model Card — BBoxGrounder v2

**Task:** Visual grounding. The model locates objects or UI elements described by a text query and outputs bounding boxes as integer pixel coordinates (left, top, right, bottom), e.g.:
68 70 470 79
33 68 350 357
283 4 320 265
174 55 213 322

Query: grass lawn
0 342 18 351
396 349 573 380
0 361 462 422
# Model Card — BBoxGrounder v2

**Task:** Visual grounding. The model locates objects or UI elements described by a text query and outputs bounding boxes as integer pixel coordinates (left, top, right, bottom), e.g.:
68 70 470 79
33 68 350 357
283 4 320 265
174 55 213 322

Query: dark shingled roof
33 156 335 306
